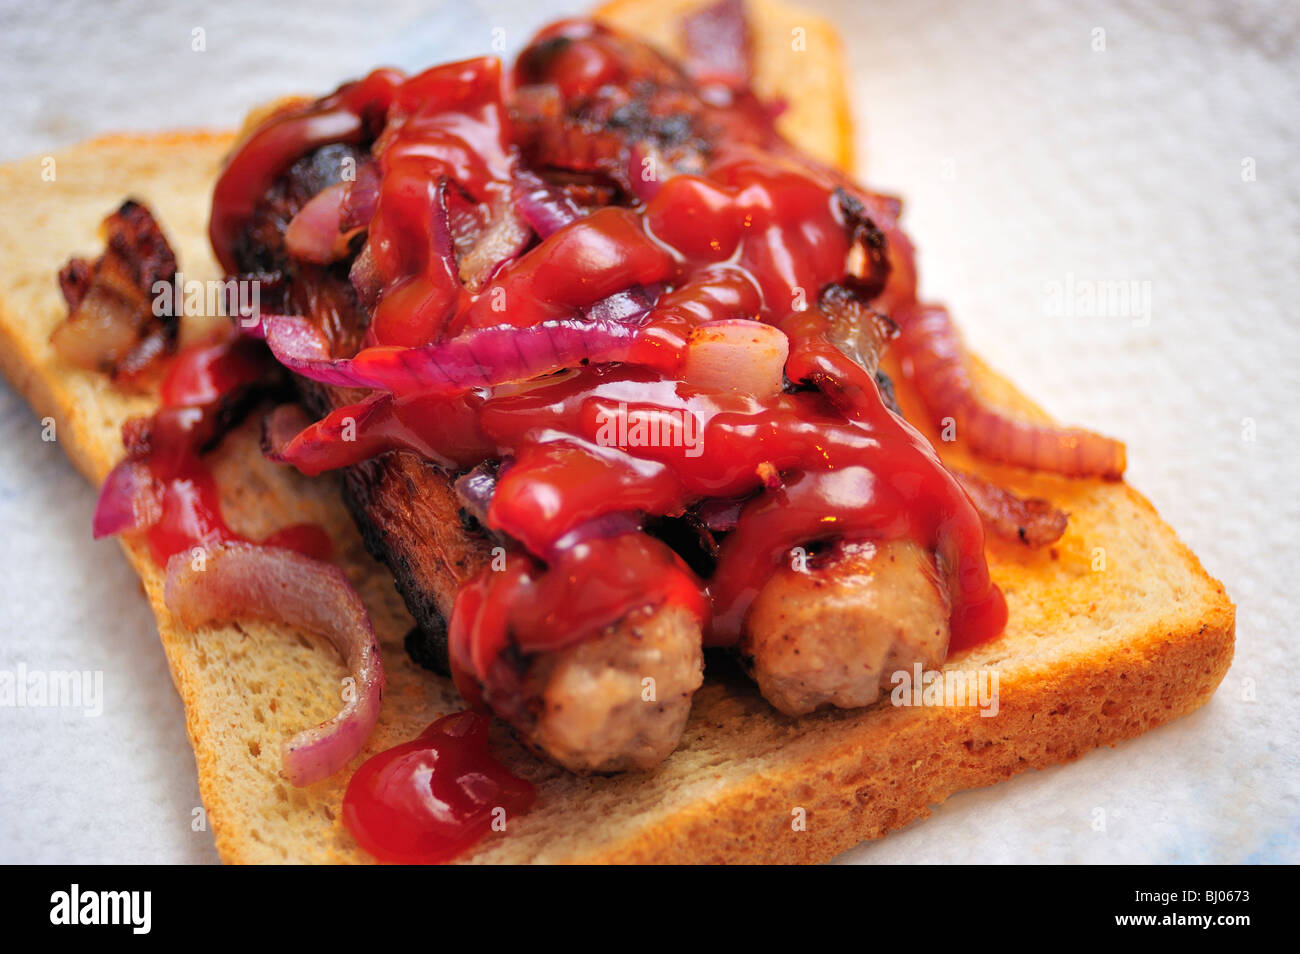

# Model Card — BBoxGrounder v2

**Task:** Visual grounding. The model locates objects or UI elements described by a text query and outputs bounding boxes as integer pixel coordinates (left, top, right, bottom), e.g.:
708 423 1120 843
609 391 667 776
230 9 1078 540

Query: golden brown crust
0 0 1233 864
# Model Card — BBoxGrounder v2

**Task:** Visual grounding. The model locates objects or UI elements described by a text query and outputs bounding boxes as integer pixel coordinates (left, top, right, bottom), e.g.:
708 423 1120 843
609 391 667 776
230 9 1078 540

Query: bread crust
0 0 1233 864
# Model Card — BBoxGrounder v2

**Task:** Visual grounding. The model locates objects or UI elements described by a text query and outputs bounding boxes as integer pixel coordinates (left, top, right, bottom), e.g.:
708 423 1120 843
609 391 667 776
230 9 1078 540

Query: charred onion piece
51 200 178 381
163 542 385 786
835 188 891 301
954 468 1069 547
819 283 897 378
898 304 1127 479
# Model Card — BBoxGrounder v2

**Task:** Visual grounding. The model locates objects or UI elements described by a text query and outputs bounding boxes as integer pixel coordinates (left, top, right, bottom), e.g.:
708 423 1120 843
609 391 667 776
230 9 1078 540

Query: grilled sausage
517 604 704 773
740 538 950 716
337 440 706 772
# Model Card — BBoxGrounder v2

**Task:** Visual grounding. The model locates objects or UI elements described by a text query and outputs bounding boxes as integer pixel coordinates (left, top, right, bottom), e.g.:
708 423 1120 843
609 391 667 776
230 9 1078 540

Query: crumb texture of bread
0 0 1232 864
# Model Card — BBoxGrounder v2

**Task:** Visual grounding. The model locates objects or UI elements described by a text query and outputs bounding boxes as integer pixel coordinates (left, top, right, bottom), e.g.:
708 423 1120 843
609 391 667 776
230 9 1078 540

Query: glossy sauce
209 19 1005 670
341 711 535 864
206 18 1008 862
129 335 331 563
279 361 1002 653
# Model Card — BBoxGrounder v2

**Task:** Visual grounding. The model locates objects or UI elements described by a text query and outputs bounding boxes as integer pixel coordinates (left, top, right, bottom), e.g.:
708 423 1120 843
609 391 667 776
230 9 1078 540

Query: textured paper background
0 0 1295 863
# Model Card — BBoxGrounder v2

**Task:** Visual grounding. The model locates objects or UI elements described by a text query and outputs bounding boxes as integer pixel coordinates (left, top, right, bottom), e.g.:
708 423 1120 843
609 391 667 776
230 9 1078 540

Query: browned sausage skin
740 539 950 716
516 604 704 773
343 448 706 774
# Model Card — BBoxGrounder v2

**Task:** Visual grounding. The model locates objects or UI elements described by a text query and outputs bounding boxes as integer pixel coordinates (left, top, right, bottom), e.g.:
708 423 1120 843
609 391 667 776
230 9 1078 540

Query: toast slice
0 0 1233 863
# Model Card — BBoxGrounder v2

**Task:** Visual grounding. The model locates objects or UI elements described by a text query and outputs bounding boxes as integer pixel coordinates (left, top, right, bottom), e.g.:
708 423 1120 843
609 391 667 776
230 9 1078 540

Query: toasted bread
0 0 1232 863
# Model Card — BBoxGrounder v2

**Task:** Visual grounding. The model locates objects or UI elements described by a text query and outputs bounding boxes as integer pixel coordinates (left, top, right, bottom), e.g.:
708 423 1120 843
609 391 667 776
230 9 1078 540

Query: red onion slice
697 496 747 533
626 144 664 203
163 542 385 787
452 461 500 527
545 510 643 559
264 312 655 394
339 161 380 232
584 286 655 324
285 182 355 264
92 459 161 538
511 167 583 238
261 315 356 387
261 403 314 461
898 304 1127 479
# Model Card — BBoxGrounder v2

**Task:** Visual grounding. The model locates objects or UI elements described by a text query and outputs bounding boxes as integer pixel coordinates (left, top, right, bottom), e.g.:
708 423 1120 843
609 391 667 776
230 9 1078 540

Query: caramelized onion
819 284 897 377
954 468 1068 548
163 542 384 786
349 243 382 313
51 200 179 381
457 196 532 292
898 304 1126 479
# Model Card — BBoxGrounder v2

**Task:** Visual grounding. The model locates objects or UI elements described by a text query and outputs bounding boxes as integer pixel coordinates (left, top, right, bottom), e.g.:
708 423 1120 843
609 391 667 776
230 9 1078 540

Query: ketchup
206 17 1010 863
112 334 332 564
448 531 709 709
208 19 1008 690
342 711 535 864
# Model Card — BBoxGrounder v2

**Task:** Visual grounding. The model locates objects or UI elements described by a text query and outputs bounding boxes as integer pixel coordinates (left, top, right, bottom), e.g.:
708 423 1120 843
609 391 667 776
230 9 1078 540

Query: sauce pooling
342 712 535 864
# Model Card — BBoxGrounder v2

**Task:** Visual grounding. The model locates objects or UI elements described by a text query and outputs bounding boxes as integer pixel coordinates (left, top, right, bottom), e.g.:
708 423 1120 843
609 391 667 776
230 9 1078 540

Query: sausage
516 604 704 773
343 449 485 662
739 539 950 716
262 176 710 775
334 437 706 772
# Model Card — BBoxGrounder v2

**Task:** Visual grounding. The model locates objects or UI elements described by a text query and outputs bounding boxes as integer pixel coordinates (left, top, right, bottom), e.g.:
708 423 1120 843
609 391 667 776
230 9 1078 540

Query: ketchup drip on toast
342 711 535 865
111 335 331 564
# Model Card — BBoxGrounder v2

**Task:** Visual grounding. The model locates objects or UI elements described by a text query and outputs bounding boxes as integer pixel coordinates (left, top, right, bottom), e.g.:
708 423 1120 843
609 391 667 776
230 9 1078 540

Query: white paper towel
0 0 1295 863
